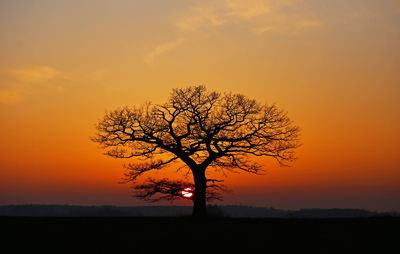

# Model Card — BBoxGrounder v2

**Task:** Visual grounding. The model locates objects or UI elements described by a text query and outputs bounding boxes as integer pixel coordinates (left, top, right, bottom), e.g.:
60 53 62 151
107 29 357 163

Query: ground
2 216 398 253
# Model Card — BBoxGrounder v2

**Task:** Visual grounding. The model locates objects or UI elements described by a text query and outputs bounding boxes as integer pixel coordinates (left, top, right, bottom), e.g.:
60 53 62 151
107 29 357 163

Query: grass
2 216 399 253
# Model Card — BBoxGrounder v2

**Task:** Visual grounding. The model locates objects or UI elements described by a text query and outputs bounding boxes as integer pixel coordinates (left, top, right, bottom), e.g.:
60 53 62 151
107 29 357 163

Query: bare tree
92 86 300 216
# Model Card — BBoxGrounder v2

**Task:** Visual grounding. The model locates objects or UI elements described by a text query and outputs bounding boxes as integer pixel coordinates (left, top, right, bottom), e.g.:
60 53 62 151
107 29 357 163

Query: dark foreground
2 216 398 253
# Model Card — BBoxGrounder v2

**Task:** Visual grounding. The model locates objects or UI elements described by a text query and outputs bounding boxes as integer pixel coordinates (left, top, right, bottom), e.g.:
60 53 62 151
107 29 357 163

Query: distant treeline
0 205 397 218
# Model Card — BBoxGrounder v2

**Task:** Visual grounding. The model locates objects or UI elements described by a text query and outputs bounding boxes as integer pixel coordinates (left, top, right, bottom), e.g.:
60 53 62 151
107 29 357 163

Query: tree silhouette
92 86 300 216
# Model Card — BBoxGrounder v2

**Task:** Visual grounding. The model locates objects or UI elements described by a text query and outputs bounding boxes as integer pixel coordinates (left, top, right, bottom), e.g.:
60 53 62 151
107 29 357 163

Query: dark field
2 216 399 253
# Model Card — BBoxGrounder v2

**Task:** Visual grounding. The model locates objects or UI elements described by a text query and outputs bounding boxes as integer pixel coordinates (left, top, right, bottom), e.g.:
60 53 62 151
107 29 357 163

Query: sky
0 0 399 211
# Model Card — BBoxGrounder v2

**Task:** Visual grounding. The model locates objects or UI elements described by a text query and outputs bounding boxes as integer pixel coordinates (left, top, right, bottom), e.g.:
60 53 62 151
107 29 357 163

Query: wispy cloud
225 0 272 19
0 65 67 105
9 66 61 83
296 19 323 29
145 0 322 63
254 18 322 35
174 3 226 33
144 38 186 64
253 25 278 35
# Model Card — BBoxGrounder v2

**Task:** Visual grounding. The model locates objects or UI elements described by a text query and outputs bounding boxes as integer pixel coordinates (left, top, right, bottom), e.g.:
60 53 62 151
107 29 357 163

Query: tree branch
120 157 179 183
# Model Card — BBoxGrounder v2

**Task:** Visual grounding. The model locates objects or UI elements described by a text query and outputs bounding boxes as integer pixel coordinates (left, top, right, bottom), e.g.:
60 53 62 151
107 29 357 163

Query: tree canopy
93 86 300 215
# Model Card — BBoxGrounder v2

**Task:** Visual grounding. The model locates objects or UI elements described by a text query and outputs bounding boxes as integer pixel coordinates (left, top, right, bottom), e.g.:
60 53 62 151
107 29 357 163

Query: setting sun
181 188 193 199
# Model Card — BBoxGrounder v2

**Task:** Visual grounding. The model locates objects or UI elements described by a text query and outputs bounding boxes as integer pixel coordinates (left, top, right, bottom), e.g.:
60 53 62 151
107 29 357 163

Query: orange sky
1 0 399 211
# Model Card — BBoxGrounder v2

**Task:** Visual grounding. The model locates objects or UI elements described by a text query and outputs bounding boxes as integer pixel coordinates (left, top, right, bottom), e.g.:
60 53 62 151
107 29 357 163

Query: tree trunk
192 169 207 217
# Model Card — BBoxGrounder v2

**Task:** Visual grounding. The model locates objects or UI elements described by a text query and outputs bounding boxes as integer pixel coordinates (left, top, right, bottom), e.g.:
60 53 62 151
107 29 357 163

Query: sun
181 188 193 198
